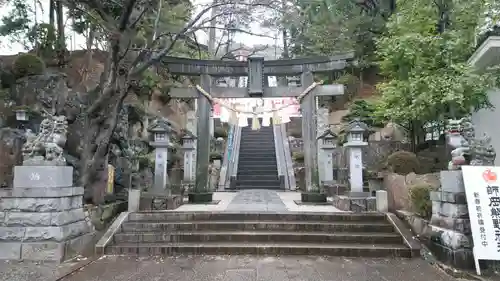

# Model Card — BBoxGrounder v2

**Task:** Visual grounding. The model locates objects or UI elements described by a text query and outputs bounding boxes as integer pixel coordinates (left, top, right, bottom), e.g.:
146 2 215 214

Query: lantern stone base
300 192 327 203
332 192 376 212
188 192 213 204
139 193 184 211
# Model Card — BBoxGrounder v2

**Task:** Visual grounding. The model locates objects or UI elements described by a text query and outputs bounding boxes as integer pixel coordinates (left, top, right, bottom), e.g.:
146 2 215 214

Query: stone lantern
182 131 196 183
317 129 337 184
147 118 173 195
343 119 369 193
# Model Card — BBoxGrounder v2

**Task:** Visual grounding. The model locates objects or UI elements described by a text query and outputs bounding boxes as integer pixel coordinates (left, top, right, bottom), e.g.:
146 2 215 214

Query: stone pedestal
376 190 388 213
128 189 141 212
0 166 93 262
332 192 376 212
428 170 473 269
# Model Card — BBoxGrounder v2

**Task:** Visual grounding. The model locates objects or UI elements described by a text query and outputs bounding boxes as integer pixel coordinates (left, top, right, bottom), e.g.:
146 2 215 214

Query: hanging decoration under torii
194 80 321 130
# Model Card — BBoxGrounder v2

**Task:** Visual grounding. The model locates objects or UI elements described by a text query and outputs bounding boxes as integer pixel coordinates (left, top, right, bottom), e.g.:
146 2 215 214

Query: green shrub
214 127 228 138
387 151 420 175
292 151 304 163
12 54 46 78
409 184 433 219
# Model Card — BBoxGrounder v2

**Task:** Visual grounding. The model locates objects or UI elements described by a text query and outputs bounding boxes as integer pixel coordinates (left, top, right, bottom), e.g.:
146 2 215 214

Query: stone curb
95 212 129 255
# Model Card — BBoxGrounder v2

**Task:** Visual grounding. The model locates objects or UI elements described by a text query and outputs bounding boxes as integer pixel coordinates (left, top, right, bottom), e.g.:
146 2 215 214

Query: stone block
12 186 84 198
427 240 474 269
64 232 95 258
0 242 21 260
0 196 82 212
13 166 73 189
23 220 90 242
430 225 472 249
3 208 86 227
21 242 65 262
128 189 141 212
440 170 464 193
430 214 471 234
430 191 467 204
0 227 26 241
432 201 468 218
376 190 388 212
332 195 376 212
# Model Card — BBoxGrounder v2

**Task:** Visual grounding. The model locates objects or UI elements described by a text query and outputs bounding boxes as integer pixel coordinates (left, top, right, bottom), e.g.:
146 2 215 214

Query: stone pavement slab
225 190 287 212
59 255 463 281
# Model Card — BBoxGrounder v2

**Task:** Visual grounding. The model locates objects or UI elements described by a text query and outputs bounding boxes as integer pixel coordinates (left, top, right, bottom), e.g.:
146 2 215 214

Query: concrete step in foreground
105 242 411 257
103 212 416 258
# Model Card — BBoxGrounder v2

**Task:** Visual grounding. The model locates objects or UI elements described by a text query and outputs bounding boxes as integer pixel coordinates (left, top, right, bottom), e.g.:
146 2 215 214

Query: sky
0 0 280 56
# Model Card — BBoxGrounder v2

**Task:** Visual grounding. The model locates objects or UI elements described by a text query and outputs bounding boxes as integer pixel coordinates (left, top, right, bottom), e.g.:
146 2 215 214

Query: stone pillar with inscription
182 132 196 182
0 115 93 262
186 111 197 183
316 106 330 183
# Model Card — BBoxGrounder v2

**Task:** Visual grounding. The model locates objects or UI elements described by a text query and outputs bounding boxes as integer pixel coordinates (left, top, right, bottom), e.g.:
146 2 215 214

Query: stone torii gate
165 53 355 192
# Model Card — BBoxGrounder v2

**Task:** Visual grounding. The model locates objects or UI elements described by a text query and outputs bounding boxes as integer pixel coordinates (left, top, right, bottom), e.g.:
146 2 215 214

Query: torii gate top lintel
167 52 355 99
162 52 355 77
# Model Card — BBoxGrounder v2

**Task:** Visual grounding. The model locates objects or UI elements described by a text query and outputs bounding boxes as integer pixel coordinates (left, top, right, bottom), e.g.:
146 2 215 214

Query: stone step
238 153 277 158
238 159 277 164
237 175 280 181
129 212 387 221
105 242 412 257
238 163 277 168
121 221 394 233
235 180 281 187
113 231 403 244
228 185 282 190
237 170 278 175
237 155 277 161
240 145 276 151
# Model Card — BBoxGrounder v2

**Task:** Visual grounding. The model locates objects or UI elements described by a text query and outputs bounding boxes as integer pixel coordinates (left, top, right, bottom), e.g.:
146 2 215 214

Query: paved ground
225 190 288 212
174 190 343 212
57 255 461 281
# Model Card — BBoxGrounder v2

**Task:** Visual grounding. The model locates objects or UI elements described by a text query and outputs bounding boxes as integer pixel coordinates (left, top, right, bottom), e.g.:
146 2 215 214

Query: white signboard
462 165 500 275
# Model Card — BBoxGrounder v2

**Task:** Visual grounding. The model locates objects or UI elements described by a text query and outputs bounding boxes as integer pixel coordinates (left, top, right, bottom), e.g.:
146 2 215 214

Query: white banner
462 165 500 275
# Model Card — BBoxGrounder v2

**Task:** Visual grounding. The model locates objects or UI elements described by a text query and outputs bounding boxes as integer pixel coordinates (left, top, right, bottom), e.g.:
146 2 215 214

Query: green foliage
342 100 385 128
386 151 420 175
0 0 33 49
283 0 390 66
375 0 498 125
409 184 434 219
12 54 45 78
292 151 304 163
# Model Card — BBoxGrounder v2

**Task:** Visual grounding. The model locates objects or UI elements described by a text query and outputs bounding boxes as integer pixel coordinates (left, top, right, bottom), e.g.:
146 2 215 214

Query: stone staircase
233 122 282 190
102 212 418 257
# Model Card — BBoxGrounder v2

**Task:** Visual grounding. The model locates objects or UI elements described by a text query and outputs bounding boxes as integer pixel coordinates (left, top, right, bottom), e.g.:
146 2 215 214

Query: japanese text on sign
462 166 500 261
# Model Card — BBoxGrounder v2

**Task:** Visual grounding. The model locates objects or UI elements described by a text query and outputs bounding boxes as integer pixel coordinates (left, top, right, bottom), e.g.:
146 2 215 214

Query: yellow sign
107 164 115 194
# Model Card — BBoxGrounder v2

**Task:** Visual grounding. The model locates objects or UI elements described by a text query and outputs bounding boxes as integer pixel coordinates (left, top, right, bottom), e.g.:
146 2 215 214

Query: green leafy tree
375 0 499 145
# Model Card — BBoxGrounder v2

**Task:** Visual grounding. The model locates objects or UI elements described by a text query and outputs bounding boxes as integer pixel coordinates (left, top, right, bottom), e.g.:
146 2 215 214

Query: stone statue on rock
446 116 496 169
22 115 68 166
446 118 470 170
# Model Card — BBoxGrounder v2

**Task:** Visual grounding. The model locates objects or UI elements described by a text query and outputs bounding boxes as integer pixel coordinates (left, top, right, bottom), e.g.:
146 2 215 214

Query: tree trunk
49 0 55 34
81 62 130 204
55 0 65 66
